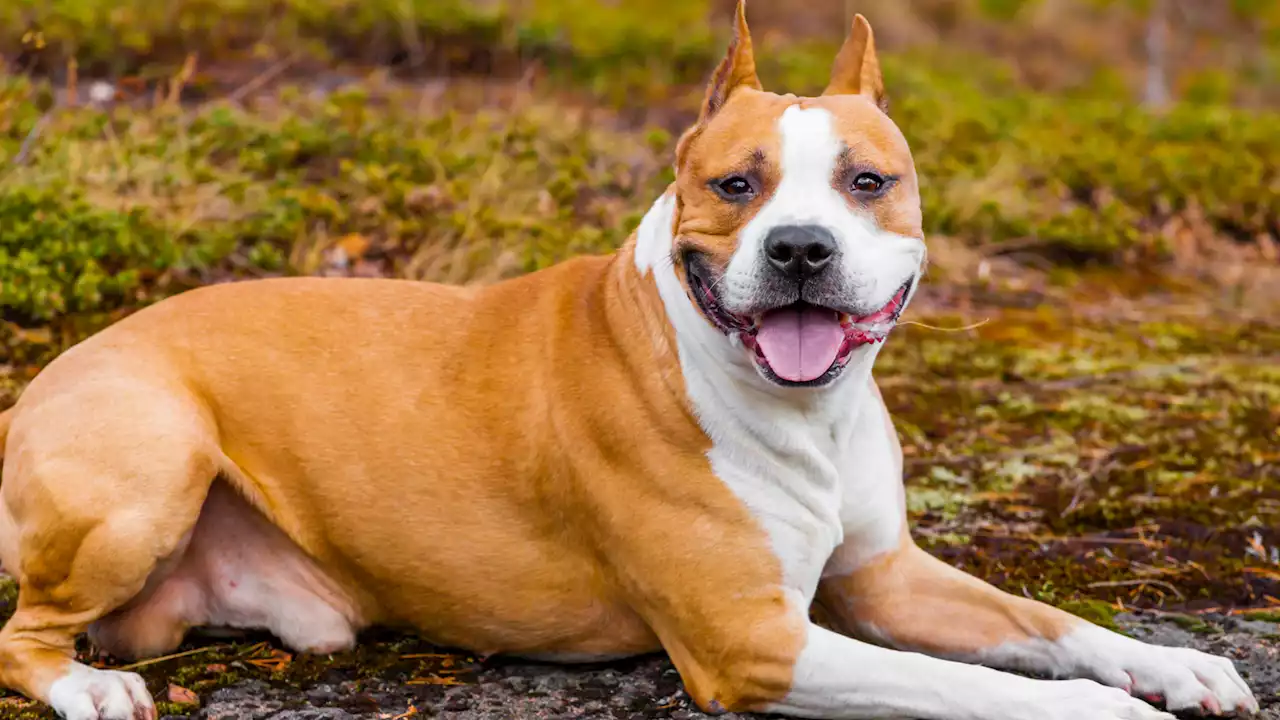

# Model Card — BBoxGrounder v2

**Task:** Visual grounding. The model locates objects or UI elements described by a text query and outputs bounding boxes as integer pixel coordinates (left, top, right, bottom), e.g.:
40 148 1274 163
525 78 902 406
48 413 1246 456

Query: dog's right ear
676 0 761 167
697 0 762 123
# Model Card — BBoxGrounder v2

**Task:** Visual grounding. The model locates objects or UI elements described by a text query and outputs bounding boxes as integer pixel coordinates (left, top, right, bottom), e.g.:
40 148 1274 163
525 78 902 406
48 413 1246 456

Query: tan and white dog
0 6 1260 720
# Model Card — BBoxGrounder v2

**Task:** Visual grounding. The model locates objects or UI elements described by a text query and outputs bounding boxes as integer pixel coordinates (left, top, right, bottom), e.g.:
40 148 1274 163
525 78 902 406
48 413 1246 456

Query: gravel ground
169 612 1280 720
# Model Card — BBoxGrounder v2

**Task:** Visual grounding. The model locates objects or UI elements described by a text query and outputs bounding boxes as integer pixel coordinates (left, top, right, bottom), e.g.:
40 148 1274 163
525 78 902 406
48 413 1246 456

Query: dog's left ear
697 0 762 123
823 13 887 111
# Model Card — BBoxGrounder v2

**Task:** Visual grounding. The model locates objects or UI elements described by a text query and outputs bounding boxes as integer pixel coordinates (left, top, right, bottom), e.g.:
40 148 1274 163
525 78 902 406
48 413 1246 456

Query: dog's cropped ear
675 0 761 170
697 0 761 123
823 13 887 111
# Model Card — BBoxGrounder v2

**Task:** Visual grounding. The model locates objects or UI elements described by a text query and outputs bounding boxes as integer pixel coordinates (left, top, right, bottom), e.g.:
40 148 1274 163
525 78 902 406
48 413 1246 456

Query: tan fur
671 91 921 289
0 4 921 717
0 248 804 712
0 407 10 460
816 533 1079 657
824 14 886 109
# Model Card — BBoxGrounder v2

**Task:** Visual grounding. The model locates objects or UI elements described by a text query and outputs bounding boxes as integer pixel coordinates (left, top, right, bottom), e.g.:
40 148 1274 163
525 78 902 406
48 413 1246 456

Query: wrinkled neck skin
632 188 880 584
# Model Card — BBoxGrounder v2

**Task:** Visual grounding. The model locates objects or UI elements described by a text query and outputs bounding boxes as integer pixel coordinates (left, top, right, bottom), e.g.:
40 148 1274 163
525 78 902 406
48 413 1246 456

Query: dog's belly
89 478 659 661
88 481 363 658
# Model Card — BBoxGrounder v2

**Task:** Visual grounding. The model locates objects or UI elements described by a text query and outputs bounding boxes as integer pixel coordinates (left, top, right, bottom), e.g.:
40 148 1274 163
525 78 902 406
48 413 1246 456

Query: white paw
1068 626 1259 716
47 665 155 720
1033 678 1176 720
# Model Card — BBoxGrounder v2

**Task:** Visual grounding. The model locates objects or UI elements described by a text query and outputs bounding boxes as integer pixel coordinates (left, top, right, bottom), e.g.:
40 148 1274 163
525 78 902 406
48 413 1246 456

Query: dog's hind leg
0 383 220 720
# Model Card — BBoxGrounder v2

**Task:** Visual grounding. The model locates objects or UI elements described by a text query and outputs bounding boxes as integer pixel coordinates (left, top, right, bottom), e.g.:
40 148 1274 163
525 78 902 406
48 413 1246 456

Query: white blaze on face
716 104 924 383
728 105 849 283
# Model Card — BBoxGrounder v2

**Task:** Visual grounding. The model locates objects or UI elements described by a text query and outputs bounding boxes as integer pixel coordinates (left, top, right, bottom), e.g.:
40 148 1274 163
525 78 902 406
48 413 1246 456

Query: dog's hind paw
47 666 155 720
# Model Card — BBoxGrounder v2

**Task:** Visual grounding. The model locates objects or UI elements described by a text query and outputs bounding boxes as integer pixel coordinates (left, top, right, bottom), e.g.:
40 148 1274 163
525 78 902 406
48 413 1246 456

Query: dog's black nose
763 225 838 280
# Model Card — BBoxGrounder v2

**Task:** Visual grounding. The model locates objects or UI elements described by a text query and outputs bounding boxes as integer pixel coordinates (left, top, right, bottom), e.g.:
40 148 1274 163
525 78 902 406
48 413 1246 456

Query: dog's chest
701 411 851 605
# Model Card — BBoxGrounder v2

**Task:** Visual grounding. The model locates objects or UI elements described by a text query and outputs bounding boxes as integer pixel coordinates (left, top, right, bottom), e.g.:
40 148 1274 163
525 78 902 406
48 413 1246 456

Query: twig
224 53 299 106
11 108 55 167
968 530 1158 547
1087 579 1184 600
108 644 227 672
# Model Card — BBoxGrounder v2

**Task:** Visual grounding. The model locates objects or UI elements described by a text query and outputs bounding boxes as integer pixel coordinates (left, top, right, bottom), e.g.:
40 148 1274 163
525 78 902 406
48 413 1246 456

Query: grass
0 75 672 374
2 0 1279 303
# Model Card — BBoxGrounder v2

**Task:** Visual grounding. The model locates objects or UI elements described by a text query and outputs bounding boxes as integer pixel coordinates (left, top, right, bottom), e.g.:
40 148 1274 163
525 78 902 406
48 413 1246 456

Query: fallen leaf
167 685 199 706
13 327 53 345
247 648 293 673
336 233 371 259
405 675 464 686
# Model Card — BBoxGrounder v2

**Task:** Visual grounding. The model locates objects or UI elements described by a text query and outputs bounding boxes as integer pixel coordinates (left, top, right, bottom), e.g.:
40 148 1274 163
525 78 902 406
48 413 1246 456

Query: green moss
1166 613 1219 635
0 187 182 322
1057 599 1121 631
1237 610 1280 623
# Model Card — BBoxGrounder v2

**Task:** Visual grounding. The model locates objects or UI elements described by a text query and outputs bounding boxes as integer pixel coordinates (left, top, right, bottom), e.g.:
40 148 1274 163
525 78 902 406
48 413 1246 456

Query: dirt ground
0 580 1277 720
119 613 1280 720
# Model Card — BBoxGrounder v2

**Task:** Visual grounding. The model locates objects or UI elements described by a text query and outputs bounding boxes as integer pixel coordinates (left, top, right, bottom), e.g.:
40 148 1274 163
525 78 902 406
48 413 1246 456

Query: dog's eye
852 173 884 194
716 176 754 198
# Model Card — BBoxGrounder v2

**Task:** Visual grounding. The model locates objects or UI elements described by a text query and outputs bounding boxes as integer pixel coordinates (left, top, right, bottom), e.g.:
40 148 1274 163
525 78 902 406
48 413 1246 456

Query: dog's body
0 6 1260 720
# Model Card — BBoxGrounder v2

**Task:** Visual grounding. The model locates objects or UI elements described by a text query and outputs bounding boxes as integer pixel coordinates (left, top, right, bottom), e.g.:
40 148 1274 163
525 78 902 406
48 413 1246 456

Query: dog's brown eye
852 173 884 194
717 176 753 198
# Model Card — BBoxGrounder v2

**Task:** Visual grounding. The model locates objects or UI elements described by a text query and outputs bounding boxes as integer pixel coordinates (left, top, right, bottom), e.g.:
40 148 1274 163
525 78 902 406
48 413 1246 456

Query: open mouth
686 255 911 387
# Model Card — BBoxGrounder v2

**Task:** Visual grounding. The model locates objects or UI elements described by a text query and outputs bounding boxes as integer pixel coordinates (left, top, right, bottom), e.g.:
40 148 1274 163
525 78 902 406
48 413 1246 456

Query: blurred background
1 0 1278 647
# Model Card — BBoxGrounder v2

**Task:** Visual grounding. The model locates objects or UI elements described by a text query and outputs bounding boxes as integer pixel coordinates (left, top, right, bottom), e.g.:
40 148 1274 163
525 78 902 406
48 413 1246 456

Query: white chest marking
636 203 878 605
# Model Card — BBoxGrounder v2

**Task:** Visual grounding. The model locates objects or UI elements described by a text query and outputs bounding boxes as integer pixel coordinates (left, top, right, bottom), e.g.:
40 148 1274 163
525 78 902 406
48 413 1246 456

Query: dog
0 4 1260 719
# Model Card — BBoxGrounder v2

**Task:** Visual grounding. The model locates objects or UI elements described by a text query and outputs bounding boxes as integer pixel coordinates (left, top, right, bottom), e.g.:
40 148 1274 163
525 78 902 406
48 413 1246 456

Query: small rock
305 685 339 704
88 81 116 105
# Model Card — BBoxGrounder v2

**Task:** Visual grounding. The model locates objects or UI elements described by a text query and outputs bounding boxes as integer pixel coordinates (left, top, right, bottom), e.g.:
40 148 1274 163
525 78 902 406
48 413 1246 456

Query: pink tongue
755 306 845 382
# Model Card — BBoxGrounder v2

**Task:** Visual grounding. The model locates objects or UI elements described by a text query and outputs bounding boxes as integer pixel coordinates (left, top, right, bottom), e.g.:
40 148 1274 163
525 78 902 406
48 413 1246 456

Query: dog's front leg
646 593 1177 720
816 379 1259 717
766 621 1179 720
815 542 1257 717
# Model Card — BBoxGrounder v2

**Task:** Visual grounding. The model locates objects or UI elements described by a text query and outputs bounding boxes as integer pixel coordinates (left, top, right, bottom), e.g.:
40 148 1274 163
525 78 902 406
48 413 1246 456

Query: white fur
722 106 924 318
47 665 154 720
629 112 1257 714
820 380 905 575
774 624 1176 720
978 623 1258 715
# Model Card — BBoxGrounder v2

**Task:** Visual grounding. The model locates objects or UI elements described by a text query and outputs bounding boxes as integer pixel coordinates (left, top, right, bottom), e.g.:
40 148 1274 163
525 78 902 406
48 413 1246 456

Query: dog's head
666 3 925 389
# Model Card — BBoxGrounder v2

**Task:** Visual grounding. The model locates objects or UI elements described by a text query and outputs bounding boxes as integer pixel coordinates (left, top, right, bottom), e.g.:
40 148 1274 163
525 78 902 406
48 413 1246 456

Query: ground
0 610 1276 719
134 615 1280 719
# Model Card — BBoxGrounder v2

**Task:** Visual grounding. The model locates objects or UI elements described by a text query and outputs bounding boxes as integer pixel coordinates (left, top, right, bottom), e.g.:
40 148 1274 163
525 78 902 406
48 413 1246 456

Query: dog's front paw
47 666 155 720
1121 645 1256 717
1066 626 1258 717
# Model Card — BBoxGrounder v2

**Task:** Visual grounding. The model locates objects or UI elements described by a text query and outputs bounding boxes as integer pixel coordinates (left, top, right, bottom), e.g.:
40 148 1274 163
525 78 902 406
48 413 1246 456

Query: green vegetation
0 74 669 331
3 1 1279 341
